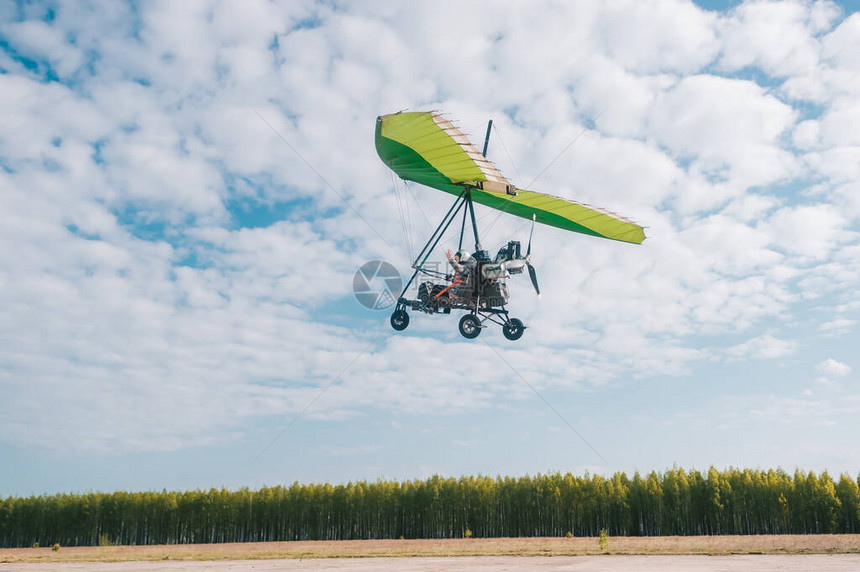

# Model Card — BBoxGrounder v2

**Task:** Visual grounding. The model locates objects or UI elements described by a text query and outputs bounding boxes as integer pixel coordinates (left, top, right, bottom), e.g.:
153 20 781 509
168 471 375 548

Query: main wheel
458 314 481 339
390 309 410 331
502 318 525 341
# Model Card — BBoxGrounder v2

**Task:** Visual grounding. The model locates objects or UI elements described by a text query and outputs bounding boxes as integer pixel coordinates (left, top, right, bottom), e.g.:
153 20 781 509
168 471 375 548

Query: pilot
445 249 475 300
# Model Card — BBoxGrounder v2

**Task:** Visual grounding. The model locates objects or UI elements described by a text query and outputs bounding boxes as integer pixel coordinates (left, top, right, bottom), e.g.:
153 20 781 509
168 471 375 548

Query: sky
1 0 859 497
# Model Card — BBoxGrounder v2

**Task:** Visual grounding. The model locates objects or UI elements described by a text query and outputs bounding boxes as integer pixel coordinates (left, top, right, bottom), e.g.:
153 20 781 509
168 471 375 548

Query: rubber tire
390 309 410 331
458 314 481 339
502 318 525 341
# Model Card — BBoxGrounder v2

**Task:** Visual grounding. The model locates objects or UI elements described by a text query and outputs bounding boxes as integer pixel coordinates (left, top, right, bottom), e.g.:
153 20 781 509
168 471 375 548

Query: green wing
376 111 645 245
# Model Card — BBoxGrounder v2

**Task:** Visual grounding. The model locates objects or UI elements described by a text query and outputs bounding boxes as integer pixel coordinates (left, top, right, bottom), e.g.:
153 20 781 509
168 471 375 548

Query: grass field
2 535 859 563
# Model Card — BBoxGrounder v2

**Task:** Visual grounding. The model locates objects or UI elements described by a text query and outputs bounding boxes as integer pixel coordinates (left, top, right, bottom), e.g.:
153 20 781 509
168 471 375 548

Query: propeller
527 263 540 297
526 214 540 296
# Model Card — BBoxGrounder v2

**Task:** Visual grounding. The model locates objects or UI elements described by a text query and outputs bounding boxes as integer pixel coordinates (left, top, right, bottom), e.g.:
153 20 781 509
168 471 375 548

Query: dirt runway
3 555 860 571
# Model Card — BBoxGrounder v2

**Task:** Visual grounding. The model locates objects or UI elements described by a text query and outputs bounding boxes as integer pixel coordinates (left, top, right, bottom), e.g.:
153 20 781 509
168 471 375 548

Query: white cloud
726 334 798 360
0 19 85 77
819 318 856 336
819 98 860 147
820 12 860 96
188 221 357 305
816 358 852 377
792 119 821 149
596 0 719 74
717 0 839 77
765 203 853 260
648 74 799 189
804 147 860 186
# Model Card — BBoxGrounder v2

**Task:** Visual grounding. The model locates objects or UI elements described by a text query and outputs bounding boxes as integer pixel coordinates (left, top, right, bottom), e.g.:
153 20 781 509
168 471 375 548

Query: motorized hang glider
375 111 644 340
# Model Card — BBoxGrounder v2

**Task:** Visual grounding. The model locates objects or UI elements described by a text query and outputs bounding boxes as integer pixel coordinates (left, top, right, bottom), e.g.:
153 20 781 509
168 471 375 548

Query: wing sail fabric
469 187 645 244
375 111 645 245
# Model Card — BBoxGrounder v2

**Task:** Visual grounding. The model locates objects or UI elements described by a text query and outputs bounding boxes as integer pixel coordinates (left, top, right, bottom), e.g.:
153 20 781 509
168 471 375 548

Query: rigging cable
403 176 415 260
491 122 524 189
403 181 434 231
481 108 607 236
404 180 461 273
390 172 414 262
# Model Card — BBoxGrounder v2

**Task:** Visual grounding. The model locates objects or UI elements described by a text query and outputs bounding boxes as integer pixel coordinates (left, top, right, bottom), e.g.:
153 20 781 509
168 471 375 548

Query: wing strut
395 189 468 301
395 187 486 304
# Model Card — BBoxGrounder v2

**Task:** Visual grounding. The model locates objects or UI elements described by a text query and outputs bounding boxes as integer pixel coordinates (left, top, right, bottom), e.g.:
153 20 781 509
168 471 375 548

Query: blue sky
1 0 859 497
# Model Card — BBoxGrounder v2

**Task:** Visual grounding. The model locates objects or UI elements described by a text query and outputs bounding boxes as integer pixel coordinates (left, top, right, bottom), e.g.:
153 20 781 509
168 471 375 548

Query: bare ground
2 535 859 564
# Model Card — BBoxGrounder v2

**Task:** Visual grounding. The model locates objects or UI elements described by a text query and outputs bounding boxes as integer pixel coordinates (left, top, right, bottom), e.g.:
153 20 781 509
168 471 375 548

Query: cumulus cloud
816 358 852 377
819 318 856 336
765 203 853 260
648 74 799 191
1 0 859 471
717 0 840 78
726 334 798 360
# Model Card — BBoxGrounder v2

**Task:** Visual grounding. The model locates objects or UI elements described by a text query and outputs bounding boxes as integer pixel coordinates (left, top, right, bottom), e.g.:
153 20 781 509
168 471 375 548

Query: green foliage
1 467 858 547
599 528 608 550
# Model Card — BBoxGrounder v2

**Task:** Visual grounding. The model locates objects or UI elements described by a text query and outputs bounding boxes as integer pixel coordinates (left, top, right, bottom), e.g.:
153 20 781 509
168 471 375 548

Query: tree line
2 467 859 547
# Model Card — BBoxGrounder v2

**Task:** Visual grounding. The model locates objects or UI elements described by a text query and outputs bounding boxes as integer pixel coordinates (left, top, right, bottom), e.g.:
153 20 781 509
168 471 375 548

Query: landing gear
458 314 482 339
390 309 409 331
502 318 525 341
455 311 526 340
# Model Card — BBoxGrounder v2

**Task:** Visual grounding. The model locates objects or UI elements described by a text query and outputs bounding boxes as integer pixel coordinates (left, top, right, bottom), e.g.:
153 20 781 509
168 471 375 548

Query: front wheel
458 314 481 339
502 318 525 341
390 309 409 331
